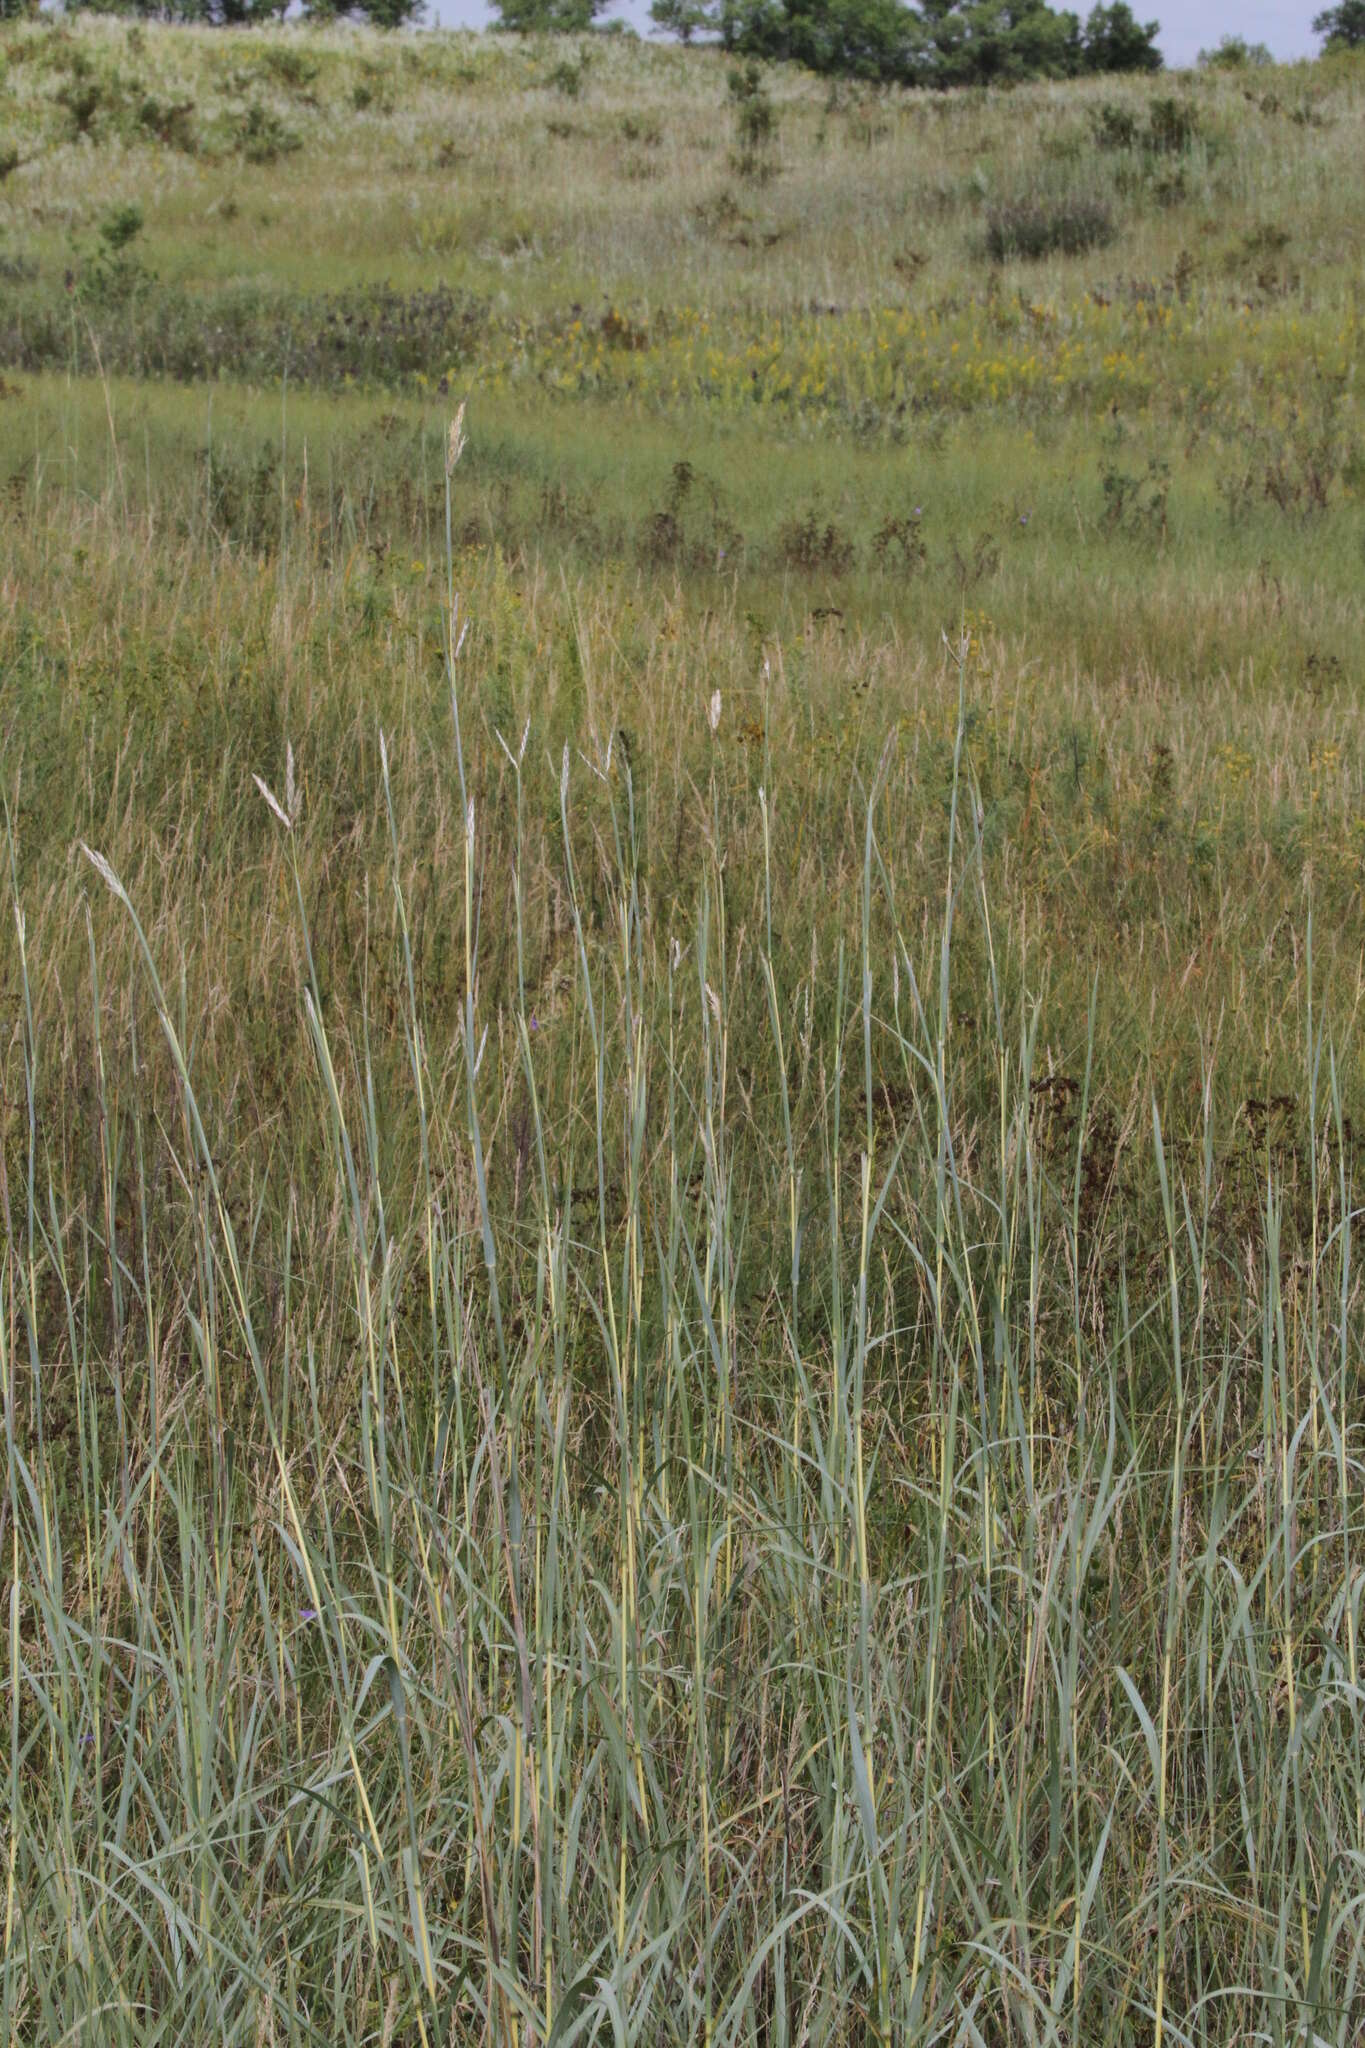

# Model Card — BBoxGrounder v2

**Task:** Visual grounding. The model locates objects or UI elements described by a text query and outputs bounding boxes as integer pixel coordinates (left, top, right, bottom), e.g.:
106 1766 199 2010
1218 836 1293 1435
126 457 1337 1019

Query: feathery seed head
253 775 293 833
446 403 467 478
80 843 129 904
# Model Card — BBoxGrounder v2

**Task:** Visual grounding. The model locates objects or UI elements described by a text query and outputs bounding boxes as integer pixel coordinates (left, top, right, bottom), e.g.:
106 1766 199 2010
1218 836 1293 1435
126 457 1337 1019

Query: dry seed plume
79 843 128 906
447 404 467 478
253 741 297 832
253 776 292 832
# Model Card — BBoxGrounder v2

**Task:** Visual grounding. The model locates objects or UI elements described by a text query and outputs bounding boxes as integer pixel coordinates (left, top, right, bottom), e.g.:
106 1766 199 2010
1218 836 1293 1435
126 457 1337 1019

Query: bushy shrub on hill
984 190 1115 258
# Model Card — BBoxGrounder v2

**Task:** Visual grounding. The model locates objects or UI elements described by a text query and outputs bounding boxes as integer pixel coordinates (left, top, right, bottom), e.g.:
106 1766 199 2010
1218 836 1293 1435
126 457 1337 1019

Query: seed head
253 775 292 833
80 843 129 905
446 403 467 478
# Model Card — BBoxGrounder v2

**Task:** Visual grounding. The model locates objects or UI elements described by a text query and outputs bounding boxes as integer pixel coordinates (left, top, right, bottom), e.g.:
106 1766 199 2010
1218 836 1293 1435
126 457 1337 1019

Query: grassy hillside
3 18 1365 2047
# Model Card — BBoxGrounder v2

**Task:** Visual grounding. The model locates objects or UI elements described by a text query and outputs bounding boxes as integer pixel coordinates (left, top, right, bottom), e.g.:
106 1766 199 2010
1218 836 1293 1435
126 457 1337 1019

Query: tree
1313 3 1365 49
710 0 1091 85
919 1 1083 87
654 0 1162 84
301 0 424 22
714 0 926 80
1080 3 1161 72
649 0 714 39
341 0 423 24
489 0 610 27
1198 34 1271 66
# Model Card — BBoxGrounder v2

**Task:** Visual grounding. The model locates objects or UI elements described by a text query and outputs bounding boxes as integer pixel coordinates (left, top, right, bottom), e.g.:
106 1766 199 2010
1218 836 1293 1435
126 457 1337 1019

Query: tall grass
3 430 1364 2046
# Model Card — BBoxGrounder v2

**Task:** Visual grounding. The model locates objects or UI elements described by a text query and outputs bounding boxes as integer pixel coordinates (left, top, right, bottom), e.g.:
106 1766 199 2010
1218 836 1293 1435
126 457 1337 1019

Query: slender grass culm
3 408 1365 2048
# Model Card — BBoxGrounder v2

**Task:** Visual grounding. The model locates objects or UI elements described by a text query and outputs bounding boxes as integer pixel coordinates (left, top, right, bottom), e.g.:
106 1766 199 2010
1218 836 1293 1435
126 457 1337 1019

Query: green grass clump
984 192 1116 260
3 18 1365 2047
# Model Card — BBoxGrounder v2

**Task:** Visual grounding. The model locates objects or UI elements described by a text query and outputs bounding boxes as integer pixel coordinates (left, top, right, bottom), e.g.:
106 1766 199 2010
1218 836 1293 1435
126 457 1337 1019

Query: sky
425 2 1323 70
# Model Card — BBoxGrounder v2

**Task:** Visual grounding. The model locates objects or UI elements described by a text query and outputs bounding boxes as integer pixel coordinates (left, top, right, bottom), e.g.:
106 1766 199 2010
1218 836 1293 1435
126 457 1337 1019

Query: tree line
642 2 1163 84
489 0 1166 78
11 0 1364 78
495 0 1365 73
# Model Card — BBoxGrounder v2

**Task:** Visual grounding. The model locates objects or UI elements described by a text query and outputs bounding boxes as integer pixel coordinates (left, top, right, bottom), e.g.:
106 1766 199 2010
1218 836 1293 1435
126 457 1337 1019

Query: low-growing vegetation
3 17 1365 2048
983 190 1115 259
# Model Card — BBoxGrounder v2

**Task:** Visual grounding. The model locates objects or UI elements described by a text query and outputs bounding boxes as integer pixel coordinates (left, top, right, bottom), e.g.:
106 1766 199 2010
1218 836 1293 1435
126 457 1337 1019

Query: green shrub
1091 99 1139 149
78 203 153 310
55 70 106 138
545 54 590 97
729 61 776 179
1145 95 1200 153
351 61 395 113
256 45 320 95
99 202 143 253
985 193 1116 261
137 93 197 151
234 101 302 164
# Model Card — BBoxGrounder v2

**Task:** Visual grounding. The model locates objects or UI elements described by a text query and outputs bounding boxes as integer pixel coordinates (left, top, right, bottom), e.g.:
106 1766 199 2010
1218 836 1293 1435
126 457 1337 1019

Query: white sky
423 3 1322 70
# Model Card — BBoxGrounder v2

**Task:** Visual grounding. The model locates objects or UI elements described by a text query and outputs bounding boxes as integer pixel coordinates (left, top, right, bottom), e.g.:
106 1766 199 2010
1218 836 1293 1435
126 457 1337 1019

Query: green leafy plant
255 43 320 94
545 52 590 97
234 99 302 164
1099 443 1170 537
728 59 776 178
1091 98 1140 148
985 192 1116 260
1145 94 1200 153
137 93 197 150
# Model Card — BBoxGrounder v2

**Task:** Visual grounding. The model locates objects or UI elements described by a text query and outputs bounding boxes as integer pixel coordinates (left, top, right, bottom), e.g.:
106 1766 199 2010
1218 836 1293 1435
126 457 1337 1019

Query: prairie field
3 17 1365 2046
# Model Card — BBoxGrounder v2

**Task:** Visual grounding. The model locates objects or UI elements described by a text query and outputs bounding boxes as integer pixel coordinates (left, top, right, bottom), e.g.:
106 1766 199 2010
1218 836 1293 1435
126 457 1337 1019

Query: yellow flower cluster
469 296 1361 431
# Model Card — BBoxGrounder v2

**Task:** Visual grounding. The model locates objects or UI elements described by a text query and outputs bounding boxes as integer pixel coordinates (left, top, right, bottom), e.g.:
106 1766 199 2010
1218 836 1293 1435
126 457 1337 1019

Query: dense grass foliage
3 20 1365 2048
